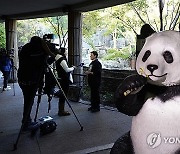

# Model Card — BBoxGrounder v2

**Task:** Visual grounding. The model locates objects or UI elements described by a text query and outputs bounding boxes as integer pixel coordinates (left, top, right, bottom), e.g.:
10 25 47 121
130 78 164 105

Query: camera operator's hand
85 70 93 75
55 54 62 61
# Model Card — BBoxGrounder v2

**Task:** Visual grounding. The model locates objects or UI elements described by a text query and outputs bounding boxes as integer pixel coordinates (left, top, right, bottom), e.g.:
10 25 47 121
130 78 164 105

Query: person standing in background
86 51 102 112
0 49 12 91
136 24 155 58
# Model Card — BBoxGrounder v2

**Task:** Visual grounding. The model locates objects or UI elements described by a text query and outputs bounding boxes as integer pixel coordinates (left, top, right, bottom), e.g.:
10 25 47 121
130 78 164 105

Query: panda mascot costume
111 30 180 154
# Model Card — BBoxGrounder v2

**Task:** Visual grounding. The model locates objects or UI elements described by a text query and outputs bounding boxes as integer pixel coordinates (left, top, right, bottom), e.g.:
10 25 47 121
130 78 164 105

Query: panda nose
147 64 158 73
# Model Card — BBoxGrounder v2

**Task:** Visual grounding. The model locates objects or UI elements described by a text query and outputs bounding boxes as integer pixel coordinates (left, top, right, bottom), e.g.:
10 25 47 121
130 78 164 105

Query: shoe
58 111 71 116
22 126 29 132
22 122 39 132
91 108 100 113
2 87 7 91
88 107 93 111
28 122 39 130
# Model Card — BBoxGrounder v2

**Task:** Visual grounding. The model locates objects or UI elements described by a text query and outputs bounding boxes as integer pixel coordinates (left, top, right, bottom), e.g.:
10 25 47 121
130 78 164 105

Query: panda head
136 30 180 86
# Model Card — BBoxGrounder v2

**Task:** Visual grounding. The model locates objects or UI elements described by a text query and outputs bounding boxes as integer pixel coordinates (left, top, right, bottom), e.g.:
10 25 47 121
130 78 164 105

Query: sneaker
2 87 8 91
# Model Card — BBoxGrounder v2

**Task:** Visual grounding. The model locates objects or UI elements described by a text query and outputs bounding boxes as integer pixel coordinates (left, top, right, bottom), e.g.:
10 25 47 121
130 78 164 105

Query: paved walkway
0 74 132 154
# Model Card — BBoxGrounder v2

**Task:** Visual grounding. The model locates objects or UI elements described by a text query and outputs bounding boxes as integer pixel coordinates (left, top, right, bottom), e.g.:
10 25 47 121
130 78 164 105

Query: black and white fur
111 31 180 154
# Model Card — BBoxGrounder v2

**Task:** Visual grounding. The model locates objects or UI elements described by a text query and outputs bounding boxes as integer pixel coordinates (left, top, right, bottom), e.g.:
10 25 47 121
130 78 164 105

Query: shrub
103 46 132 60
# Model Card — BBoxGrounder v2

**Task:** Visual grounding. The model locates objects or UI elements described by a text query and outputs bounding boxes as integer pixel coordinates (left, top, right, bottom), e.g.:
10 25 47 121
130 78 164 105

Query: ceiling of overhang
0 0 135 20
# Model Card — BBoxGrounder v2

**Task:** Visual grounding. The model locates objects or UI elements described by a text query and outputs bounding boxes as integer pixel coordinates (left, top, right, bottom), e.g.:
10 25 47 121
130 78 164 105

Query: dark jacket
56 56 70 83
0 55 12 72
88 59 102 87
18 43 46 85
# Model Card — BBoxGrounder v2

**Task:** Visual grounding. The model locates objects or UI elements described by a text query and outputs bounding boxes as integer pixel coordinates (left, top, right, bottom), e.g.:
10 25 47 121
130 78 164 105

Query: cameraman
18 36 55 131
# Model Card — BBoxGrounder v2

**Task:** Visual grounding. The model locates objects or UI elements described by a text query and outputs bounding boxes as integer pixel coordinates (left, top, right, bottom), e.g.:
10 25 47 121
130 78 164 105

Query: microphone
77 63 84 67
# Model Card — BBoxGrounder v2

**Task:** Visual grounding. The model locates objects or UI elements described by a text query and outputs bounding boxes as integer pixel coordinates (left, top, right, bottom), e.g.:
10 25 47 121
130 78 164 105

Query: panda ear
142 50 151 62
163 50 173 64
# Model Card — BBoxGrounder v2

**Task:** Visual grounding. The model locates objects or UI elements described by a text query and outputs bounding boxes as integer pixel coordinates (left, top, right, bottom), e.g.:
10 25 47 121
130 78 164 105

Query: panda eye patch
163 51 173 63
142 50 151 62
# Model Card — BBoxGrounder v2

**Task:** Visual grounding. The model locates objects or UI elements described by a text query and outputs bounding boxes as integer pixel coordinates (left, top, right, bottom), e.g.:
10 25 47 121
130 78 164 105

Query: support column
5 19 18 81
68 11 82 66
68 12 83 86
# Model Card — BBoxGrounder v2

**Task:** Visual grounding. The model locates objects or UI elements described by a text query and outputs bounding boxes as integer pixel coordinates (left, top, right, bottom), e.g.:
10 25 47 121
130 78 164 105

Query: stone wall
80 67 137 106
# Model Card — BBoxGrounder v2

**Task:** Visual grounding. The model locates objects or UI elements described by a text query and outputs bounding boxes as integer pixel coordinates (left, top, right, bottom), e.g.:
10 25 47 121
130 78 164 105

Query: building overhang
0 0 135 20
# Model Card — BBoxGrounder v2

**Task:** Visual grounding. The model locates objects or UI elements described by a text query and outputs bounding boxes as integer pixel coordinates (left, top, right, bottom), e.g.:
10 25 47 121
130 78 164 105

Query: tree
83 11 103 38
17 19 50 46
0 22 6 48
82 10 104 49
43 16 68 47
82 0 179 61
128 0 180 31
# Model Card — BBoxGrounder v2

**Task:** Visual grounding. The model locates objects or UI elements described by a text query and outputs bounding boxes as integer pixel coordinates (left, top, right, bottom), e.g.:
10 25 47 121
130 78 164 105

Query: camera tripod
13 60 83 150
10 58 17 96
45 63 84 131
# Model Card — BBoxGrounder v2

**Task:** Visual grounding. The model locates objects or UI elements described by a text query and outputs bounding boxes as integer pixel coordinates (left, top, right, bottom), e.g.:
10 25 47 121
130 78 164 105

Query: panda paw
117 74 147 96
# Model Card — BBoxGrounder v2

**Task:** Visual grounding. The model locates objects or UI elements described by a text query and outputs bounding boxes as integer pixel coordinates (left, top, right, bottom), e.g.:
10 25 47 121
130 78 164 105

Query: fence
68 67 136 107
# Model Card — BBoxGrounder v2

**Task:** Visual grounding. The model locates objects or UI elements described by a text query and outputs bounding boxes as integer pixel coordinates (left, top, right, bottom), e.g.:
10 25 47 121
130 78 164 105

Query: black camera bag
40 120 57 135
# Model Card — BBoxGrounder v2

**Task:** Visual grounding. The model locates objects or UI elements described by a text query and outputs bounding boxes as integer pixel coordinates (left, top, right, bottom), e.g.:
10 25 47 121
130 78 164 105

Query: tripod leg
14 84 38 150
14 101 34 150
14 107 38 150
13 122 26 150
34 87 43 122
47 65 83 131
48 95 52 113
65 99 83 131
12 69 15 96
11 60 16 96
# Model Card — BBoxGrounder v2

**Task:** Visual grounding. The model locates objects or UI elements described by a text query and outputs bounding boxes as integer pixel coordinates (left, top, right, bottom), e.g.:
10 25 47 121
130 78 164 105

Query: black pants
90 85 100 109
59 80 69 105
2 71 10 88
19 84 38 125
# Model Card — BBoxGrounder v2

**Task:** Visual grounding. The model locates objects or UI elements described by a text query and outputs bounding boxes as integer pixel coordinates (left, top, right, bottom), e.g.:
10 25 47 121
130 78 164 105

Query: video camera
43 34 59 55
43 34 54 41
